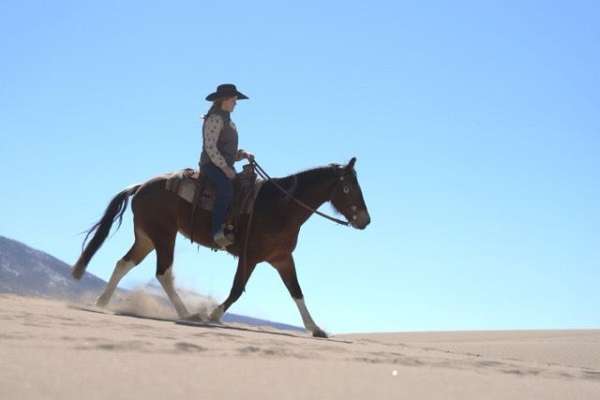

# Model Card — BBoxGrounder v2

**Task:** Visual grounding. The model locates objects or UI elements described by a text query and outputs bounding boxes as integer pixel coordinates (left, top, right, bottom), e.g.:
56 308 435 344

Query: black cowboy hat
205 83 249 101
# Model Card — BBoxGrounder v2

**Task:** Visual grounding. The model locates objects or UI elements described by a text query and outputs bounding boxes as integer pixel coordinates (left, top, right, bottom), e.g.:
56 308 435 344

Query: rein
251 160 351 227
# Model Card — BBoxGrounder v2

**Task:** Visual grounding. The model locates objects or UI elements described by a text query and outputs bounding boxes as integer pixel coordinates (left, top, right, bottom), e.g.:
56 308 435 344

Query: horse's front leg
209 258 257 322
270 255 327 338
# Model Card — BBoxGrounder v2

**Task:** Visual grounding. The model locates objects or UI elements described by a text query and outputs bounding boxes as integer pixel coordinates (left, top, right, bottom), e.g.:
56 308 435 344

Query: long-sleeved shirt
199 110 239 171
203 114 227 169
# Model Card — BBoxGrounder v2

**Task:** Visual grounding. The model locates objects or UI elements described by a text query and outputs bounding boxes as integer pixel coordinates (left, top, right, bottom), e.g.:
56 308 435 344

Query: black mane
281 164 339 184
256 164 340 209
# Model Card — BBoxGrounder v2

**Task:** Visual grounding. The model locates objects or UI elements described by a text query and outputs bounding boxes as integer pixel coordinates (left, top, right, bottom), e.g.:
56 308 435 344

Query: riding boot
213 226 234 249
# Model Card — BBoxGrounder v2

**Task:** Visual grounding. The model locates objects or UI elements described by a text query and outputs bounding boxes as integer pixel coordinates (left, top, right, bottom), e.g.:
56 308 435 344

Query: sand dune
1 294 599 399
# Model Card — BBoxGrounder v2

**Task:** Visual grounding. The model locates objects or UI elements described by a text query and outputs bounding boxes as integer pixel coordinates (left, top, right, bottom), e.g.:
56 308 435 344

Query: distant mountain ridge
0 235 304 332
0 235 107 298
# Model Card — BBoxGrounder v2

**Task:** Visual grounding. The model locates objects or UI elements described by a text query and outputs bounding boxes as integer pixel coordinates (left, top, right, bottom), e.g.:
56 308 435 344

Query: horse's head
330 157 371 230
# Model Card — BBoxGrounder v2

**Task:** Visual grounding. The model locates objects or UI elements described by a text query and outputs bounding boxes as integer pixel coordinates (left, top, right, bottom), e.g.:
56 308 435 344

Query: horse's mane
278 164 338 184
256 164 340 207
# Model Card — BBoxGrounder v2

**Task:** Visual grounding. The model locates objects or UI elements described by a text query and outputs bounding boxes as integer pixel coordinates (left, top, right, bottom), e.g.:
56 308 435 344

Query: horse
71 157 370 337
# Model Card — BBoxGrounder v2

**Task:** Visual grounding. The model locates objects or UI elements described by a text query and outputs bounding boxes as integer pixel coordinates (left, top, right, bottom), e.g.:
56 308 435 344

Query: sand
1 294 599 399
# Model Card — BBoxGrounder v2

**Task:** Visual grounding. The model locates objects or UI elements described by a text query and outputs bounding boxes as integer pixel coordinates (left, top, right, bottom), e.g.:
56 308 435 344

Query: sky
1 0 599 333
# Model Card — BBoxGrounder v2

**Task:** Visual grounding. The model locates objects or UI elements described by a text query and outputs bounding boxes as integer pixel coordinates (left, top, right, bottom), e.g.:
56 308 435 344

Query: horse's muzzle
352 210 371 230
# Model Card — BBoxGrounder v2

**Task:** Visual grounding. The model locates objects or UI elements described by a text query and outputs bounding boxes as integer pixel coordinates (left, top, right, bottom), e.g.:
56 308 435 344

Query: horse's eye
343 185 350 194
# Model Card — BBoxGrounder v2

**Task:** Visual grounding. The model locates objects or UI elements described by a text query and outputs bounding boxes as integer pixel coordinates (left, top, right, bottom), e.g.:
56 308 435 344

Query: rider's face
221 96 237 112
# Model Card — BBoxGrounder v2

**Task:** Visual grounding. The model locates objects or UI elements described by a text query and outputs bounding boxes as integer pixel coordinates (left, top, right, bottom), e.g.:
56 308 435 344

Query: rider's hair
204 99 225 119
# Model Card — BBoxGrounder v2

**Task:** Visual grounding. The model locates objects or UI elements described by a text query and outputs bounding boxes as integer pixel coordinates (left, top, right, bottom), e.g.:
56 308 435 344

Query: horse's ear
346 157 357 170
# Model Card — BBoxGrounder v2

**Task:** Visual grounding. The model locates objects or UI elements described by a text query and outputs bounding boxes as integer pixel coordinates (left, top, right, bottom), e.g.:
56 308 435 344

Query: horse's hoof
95 297 109 308
209 306 224 323
313 328 328 338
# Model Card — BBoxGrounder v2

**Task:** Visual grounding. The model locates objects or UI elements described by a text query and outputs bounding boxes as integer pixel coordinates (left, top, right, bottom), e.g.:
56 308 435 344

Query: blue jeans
201 163 234 236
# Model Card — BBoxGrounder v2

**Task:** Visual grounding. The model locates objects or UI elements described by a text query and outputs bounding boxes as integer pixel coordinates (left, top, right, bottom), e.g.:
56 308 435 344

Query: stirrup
213 230 234 249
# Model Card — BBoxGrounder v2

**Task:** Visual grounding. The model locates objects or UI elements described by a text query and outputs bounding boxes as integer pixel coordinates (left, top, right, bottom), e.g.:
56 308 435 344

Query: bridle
251 160 356 227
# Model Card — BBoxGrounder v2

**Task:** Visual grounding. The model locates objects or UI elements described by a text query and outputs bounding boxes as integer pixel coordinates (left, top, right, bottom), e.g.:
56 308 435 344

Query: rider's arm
203 114 229 171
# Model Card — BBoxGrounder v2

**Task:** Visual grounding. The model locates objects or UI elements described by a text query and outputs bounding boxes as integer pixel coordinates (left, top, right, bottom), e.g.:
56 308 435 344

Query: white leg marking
97 259 135 307
294 298 318 332
157 267 189 319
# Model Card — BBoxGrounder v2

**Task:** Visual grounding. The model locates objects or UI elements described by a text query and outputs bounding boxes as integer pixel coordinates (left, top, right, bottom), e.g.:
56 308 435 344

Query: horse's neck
282 168 336 226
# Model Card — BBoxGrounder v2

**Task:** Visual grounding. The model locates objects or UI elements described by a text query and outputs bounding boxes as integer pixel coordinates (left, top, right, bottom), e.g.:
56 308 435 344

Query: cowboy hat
205 83 249 101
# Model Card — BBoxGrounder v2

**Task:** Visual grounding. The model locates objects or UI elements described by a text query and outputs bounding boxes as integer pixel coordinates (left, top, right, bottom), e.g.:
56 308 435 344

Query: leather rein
251 160 351 227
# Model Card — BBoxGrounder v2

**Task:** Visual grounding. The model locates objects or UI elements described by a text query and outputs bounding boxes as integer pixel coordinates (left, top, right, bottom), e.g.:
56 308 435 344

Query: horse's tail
72 184 142 280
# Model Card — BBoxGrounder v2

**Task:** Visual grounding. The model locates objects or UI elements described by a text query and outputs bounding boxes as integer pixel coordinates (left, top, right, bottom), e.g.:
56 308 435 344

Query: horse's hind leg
96 229 154 307
154 233 189 319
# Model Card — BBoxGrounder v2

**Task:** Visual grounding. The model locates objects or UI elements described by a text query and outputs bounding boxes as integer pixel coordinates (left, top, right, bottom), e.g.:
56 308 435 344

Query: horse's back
131 170 191 216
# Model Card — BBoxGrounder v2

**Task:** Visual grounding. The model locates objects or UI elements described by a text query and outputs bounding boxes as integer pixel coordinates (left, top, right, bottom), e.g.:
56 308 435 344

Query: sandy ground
1 294 599 399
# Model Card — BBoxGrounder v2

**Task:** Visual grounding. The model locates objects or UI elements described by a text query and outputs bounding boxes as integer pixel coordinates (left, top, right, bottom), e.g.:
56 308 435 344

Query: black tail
72 184 141 280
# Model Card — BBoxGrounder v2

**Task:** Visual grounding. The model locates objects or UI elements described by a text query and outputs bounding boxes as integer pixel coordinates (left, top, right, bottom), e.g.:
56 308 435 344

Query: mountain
0 235 107 298
0 235 304 332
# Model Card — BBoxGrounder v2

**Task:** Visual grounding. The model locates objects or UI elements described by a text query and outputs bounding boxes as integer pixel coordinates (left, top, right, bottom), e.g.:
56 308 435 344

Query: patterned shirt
202 114 228 169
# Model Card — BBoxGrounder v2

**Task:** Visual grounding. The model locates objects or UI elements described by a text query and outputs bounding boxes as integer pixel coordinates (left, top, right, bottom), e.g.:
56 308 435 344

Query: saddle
164 164 261 243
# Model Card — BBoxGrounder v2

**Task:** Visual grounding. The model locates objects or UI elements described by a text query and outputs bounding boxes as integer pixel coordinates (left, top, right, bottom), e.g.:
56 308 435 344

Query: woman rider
200 83 254 248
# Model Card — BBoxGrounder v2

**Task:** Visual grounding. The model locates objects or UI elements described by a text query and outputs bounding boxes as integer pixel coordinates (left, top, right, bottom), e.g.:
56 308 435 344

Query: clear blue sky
1 1 599 333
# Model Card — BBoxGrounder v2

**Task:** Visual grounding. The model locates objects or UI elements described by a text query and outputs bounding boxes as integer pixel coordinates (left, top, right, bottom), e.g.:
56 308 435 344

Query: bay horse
72 157 370 337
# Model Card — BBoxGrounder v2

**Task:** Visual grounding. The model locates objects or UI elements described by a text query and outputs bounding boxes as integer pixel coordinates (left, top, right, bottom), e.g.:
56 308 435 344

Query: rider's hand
243 151 255 162
224 167 236 180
